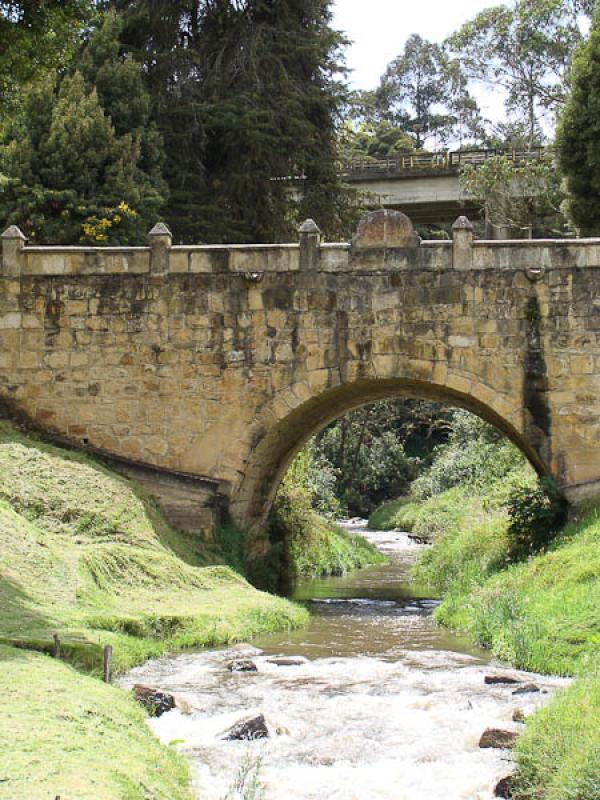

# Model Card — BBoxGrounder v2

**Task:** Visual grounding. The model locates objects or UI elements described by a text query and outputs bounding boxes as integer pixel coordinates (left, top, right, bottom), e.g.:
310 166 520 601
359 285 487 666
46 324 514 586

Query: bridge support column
1 225 26 277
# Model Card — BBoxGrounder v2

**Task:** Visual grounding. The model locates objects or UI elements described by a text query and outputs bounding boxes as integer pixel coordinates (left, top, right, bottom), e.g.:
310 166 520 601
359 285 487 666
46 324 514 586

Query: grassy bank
0 421 308 798
0 645 191 800
271 484 385 582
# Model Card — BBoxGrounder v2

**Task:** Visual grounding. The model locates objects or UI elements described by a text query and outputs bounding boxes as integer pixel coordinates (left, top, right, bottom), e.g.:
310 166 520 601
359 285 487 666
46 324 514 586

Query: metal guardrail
343 148 547 177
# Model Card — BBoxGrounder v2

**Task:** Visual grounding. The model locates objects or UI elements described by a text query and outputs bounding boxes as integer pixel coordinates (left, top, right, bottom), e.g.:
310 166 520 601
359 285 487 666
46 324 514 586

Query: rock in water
484 675 520 685
512 708 526 723
495 775 514 798
228 659 258 673
133 685 176 717
479 729 518 749
512 683 540 695
223 714 269 741
266 656 307 666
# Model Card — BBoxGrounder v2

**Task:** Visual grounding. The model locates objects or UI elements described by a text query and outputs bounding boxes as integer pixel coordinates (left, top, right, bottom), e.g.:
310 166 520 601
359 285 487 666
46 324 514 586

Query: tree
375 34 482 149
0 12 166 243
119 0 353 243
460 152 565 237
0 1 93 107
449 0 592 148
556 8 600 235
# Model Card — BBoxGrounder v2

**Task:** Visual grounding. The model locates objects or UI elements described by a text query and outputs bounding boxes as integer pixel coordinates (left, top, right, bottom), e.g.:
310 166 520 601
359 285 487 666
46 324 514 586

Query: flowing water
122 521 567 799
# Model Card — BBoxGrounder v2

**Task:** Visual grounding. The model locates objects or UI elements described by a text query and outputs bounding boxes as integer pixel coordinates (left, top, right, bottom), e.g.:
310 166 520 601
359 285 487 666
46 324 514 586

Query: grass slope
0 421 309 799
0 422 307 674
409 488 600 800
0 645 191 800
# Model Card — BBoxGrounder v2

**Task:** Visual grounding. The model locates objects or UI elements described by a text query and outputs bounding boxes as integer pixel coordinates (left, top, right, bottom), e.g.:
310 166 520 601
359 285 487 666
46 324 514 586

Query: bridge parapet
3 212 600 279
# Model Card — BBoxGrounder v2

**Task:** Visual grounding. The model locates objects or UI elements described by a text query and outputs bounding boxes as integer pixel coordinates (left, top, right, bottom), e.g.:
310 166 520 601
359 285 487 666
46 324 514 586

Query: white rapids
121 522 568 800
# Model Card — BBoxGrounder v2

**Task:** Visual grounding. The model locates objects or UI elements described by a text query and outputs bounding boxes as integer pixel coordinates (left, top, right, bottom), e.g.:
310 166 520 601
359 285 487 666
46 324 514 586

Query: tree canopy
0 11 166 244
556 6 600 235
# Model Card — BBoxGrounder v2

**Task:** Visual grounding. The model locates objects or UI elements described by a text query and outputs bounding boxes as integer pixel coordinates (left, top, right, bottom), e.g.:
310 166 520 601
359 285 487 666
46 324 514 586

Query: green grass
367 497 417 530
409 482 600 800
271 484 385 582
0 644 191 800
288 514 386 580
0 421 308 675
0 421 310 800
512 668 600 800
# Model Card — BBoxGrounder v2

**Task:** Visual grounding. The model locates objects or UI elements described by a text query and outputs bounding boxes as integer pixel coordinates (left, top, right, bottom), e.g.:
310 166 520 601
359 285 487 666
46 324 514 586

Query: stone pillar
1 225 27 277
298 218 321 270
149 222 172 275
452 216 474 270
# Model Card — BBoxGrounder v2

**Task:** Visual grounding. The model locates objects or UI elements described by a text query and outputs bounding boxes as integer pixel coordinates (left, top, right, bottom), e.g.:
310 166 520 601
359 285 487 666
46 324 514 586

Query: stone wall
1 212 600 536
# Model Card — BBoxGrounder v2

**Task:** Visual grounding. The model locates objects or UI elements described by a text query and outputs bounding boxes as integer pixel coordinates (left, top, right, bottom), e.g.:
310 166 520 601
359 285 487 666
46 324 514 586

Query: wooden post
52 633 60 659
103 645 113 683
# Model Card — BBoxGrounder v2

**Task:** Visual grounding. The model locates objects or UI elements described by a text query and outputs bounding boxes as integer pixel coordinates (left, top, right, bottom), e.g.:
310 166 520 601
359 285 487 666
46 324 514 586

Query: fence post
103 645 113 683
52 633 60 659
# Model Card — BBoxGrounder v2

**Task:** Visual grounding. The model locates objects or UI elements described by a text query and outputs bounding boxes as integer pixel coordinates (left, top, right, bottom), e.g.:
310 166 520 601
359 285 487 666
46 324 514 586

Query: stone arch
230 375 549 533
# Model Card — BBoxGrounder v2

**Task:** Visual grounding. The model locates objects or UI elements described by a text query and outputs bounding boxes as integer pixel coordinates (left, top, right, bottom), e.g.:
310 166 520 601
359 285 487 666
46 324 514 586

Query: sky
331 0 495 91
331 0 506 126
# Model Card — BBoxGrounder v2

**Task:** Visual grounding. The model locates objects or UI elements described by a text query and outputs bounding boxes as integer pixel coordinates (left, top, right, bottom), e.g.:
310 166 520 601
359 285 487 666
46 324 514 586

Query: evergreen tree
119 0 352 243
556 8 600 235
0 12 166 244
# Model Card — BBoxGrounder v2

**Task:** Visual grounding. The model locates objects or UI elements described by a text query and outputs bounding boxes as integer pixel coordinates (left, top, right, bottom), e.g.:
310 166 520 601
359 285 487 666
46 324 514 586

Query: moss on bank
0 644 191 800
0 421 308 799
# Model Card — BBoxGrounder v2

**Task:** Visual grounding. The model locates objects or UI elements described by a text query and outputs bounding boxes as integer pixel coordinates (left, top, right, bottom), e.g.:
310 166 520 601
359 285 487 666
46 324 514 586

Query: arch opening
231 377 549 533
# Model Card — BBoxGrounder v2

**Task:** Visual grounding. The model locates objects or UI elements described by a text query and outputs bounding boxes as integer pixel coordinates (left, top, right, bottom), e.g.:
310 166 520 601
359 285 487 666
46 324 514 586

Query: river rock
512 683 540 695
133 684 176 717
479 729 518 749
512 708 526 723
484 674 520 685
228 658 258 673
494 775 514 798
267 656 307 667
223 714 269 741
407 533 430 544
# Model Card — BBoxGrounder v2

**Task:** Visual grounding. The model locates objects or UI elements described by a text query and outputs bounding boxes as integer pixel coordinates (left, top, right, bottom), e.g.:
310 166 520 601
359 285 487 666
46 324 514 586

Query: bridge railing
343 147 547 177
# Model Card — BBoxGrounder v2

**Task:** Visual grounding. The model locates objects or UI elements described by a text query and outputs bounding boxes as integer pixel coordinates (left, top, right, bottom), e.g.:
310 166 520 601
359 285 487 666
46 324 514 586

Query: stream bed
122 521 568 799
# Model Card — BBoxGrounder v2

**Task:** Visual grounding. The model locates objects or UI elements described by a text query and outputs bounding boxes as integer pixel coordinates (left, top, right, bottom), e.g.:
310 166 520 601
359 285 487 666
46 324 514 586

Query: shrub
506 477 567 560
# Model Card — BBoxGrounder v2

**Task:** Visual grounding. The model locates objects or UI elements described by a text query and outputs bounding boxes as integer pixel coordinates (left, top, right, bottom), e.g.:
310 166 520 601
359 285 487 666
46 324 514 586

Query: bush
506 477 567 560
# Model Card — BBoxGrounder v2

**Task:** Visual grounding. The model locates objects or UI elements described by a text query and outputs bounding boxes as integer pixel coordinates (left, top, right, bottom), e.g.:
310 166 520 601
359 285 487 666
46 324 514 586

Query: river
122 520 567 799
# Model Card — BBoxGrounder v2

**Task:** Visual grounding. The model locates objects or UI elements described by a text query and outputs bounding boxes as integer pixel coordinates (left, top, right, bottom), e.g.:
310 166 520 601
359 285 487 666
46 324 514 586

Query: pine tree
556 8 600 235
0 11 166 244
119 0 352 243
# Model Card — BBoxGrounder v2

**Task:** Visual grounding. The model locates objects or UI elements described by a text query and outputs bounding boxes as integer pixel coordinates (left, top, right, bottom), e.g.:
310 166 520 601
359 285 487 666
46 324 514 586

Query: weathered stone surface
222 714 269 741
266 656 308 667
479 729 519 749
2 214 600 539
352 209 420 249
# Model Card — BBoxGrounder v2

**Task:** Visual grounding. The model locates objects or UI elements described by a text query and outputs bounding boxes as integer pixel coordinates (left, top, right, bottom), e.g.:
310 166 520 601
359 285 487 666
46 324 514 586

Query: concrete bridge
1 210 599 541
340 148 546 228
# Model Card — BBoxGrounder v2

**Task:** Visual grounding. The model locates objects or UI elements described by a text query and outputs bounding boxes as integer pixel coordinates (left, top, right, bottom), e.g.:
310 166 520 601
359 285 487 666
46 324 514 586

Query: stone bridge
1 210 599 539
